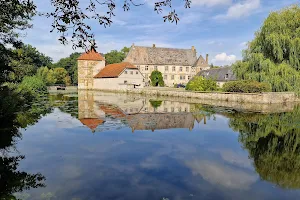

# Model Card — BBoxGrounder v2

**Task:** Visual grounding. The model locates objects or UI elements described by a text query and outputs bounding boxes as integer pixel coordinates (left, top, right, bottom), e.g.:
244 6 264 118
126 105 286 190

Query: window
136 71 138 74
124 80 127 84
171 75 174 80
171 107 174 112
145 74 148 79
179 67 183 72
188 75 191 80
164 108 168 112
137 65 140 70
154 66 158 70
172 66 176 71
165 66 169 71
145 66 148 71
186 67 189 72
180 75 185 80
130 71 133 75
125 71 128 74
225 74 229 79
164 75 167 80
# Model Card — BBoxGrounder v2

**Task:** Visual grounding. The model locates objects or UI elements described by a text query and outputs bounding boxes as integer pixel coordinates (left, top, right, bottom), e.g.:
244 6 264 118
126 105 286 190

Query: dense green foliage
18 76 47 94
227 108 300 189
104 47 130 65
223 80 271 93
9 44 52 82
37 67 71 86
0 0 36 84
233 5 300 92
185 76 217 91
52 52 81 84
150 70 165 87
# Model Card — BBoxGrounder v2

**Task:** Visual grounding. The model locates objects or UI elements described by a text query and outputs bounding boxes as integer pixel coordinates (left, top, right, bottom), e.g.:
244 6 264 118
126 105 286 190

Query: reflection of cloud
217 149 253 169
186 160 257 190
61 165 82 179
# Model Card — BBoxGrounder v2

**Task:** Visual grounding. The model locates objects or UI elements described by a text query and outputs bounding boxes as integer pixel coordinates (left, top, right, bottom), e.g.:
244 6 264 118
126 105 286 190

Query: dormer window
124 71 128 74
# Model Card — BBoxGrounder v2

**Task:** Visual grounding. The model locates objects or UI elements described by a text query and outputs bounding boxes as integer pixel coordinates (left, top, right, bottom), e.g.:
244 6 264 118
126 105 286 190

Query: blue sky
24 0 298 65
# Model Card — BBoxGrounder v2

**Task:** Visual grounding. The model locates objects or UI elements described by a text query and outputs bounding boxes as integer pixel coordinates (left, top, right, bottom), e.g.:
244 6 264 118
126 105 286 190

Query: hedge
223 80 272 93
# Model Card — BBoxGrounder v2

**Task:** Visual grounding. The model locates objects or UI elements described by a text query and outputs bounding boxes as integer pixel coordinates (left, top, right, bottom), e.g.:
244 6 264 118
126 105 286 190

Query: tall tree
104 47 129 65
9 44 52 82
52 52 81 84
0 0 36 84
233 5 300 92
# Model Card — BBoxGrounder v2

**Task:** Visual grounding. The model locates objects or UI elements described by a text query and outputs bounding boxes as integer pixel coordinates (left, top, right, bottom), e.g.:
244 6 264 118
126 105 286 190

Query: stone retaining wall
89 88 299 104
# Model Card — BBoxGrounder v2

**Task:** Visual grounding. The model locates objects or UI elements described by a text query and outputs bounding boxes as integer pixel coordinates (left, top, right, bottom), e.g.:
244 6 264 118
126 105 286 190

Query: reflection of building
124 44 210 86
78 91 207 132
77 47 144 91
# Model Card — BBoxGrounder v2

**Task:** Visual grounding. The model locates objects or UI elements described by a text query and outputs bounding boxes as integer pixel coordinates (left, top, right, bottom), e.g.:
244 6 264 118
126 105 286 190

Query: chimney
206 54 209 64
191 46 195 51
153 44 156 48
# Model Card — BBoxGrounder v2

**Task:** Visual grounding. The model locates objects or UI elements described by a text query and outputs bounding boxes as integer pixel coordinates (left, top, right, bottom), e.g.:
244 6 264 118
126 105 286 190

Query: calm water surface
2 91 300 200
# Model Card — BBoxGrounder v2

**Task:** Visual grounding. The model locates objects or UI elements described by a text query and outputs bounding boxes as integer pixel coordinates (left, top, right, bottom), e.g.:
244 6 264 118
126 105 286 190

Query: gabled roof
77 47 105 61
197 67 237 81
94 62 138 78
194 55 208 67
80 118 104 131
124 45 198 66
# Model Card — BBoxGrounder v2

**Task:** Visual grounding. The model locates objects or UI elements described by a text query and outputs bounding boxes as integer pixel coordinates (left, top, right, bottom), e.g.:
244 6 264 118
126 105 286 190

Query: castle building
124 44 210 87
77 47 144 90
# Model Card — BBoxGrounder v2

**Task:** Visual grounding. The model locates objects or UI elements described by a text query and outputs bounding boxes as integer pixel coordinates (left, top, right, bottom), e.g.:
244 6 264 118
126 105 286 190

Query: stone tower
77 47 105 90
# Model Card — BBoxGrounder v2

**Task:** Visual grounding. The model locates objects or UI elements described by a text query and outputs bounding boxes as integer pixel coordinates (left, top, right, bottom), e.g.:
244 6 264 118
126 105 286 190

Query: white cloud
215 0 260 19
212 52 237 65
192 0 232 7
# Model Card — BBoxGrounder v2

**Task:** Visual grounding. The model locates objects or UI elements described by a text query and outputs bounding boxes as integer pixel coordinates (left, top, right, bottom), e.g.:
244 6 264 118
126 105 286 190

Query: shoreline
83 87 299 104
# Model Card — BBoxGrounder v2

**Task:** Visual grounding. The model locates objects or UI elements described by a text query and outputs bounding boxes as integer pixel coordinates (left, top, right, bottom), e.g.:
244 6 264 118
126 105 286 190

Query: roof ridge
133 45 193 51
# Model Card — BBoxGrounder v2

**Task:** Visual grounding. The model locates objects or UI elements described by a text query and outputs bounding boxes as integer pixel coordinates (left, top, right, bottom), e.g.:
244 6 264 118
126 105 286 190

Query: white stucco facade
93 68 144 90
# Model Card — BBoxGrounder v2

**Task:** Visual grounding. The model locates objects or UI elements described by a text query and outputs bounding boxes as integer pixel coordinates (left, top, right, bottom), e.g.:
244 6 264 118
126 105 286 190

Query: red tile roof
80 118 104 131
77 47 105 61
99 105 126 118
94 62 137 78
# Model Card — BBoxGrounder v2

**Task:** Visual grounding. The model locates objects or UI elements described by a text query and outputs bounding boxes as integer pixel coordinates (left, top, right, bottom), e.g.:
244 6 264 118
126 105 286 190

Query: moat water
2 91 300 200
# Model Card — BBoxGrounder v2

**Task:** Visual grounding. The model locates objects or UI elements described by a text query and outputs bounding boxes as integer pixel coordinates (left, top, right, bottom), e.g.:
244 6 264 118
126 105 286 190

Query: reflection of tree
228 108 300 189
149 100 162 110
0 156 46 200
49 94 78 118
0 87 48 199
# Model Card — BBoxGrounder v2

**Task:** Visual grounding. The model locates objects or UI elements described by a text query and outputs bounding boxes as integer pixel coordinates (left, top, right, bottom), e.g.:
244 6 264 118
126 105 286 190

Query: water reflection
3 90 300 199
228 111 300 189
0 87 48 199
78 90 208 133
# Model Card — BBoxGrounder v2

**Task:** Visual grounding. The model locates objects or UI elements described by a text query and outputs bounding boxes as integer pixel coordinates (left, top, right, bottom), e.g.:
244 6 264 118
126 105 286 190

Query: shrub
223 80 272 93
150 70 164 87
186 76 217 91
17 76 47 100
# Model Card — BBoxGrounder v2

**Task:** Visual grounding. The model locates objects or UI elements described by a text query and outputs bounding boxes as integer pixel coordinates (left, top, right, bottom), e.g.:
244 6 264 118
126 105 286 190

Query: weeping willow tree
228 107 300 189
233 5 300 92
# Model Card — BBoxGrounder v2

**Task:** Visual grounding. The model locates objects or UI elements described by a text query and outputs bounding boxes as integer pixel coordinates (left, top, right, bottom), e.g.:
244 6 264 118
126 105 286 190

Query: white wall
93 68 144 90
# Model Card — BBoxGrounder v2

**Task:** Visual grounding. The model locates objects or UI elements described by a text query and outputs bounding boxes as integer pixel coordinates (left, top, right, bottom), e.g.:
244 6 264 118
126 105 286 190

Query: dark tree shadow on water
0 86 48 200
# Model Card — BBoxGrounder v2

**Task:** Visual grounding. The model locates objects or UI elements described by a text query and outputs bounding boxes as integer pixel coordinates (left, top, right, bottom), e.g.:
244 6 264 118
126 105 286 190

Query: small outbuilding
197 67 236 87
93 62 144 90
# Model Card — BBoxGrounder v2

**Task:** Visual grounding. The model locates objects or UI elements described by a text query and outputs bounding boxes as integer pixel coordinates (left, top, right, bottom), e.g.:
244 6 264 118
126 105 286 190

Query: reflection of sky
16 109 300 200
